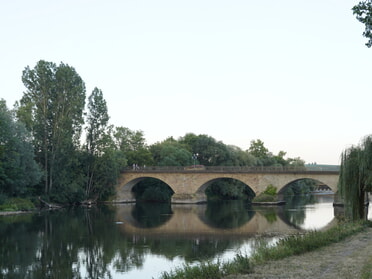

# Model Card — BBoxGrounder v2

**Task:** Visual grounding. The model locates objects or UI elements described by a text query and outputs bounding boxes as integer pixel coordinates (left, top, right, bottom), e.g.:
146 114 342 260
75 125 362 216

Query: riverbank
0 210 34 216
160 222 371 279
225 226 372 279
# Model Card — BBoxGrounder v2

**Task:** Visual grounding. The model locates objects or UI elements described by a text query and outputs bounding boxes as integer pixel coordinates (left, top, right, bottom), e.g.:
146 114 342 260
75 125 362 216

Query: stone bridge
114 166 339 203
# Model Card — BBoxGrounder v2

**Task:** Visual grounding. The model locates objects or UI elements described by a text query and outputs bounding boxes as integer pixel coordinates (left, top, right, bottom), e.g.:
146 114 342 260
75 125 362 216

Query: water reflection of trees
204 200 255 229
131 202 173 228
280 194 317 227
0 207 138 278
0 196 331 278
129 235 240 262
0 206 248 278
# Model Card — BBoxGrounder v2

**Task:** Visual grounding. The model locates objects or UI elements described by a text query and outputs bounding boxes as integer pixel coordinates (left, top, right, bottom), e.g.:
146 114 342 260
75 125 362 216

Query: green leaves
0 99 41 196
19 60 86 197
353 0 372 47
339 135 372 220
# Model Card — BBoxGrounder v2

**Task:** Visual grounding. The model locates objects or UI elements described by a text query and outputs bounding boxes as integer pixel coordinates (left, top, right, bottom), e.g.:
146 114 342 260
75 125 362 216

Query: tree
225 145 256 167
339 135 372 220
0 99 41 196
179 133 230 166
353 0 372 47
247 139 277 166
18 60 86 199
85 87 110 197
247 140 301 167
113 127 153 167
247 139 269 159
286 157 305 167
149 139 192 166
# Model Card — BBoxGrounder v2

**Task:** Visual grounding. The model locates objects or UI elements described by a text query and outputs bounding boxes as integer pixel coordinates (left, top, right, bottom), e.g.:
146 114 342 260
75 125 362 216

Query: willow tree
339 136 372 220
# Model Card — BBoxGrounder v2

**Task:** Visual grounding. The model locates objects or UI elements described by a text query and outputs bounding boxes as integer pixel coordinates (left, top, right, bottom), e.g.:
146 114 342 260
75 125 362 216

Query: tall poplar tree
85 87 110 197
18 60 86 199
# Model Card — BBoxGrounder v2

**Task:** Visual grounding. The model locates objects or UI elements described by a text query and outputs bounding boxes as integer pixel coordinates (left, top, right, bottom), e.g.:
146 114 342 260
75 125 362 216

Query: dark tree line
0 60 305 205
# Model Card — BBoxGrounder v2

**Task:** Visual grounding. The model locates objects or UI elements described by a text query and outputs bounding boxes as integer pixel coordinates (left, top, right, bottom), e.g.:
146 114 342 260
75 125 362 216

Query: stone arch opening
131 177 175 202
198 177 256 201
278 178 334 196
118 177 175 203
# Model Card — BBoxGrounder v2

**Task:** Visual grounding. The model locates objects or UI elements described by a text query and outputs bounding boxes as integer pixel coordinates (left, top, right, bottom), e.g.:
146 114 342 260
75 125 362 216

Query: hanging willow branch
339 135 372 220
361 135 372 192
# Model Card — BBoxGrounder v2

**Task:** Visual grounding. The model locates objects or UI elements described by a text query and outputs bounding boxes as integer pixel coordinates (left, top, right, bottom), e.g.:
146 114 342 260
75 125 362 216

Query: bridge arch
196 177 256 199
273 175 338 194
116 174 178 202
114 168 339 203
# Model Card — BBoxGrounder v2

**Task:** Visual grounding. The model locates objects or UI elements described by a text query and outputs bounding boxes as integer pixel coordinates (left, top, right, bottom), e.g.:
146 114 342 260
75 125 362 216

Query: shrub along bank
0 198 36 212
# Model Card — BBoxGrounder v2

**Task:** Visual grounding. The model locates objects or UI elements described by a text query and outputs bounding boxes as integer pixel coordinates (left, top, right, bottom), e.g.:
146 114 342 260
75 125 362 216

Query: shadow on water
131 202 173 228
202 200 255 229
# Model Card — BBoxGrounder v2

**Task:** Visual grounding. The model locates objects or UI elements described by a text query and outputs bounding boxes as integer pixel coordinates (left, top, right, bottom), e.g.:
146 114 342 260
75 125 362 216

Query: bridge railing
123 165 340 173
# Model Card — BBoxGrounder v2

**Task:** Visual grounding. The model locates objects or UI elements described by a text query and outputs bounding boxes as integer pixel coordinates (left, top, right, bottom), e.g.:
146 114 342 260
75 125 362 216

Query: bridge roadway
114 166 339 203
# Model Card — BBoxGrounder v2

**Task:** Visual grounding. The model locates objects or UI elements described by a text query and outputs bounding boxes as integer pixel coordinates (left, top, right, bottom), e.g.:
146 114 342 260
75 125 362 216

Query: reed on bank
159 220 371 279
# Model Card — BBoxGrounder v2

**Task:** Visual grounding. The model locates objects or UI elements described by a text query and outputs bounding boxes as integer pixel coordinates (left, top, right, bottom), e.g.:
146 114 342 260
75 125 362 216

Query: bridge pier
114 184 136 203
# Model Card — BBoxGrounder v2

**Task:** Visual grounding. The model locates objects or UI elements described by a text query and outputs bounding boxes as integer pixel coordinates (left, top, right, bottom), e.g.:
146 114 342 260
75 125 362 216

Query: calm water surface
0 194 354 279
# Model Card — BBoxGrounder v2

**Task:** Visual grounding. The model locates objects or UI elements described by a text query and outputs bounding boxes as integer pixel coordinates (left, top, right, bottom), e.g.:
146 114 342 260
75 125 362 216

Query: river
0 194 363 279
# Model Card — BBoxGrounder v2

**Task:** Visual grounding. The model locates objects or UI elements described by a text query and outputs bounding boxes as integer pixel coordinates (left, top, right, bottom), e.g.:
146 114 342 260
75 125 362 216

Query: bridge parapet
123 165 339 174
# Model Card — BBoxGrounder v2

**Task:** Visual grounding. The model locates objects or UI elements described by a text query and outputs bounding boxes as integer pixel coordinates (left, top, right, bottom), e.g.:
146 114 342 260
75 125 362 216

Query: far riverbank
0 210 34 216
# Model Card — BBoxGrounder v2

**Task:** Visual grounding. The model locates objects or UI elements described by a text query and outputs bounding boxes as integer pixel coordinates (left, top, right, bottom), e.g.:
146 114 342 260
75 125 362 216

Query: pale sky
1 0 371 165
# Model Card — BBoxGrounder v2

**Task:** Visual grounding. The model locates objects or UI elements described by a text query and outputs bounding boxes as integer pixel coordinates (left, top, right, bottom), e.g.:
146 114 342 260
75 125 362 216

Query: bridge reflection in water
114 199 338 238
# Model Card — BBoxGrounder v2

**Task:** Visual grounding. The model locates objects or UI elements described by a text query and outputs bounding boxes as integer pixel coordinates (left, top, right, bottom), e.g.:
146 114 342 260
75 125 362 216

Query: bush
253 185 278 202
0 198 35 211
0 194 7 205
263 184 277 196
253 193 276 202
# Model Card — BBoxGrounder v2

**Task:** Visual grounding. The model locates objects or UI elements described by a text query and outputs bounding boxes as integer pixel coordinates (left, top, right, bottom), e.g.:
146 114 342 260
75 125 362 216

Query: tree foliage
85 87 111 197
150 138 192 166
114 127 153 167
247 139 303 167
353 0 372 47
339 135 372 220
18 60 86 197
0 99 41 197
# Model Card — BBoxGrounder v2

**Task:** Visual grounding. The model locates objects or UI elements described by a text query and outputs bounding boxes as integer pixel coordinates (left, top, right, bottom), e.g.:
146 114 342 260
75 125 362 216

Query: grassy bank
0 197 36 212
159 221 371 279
361 255 372 279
